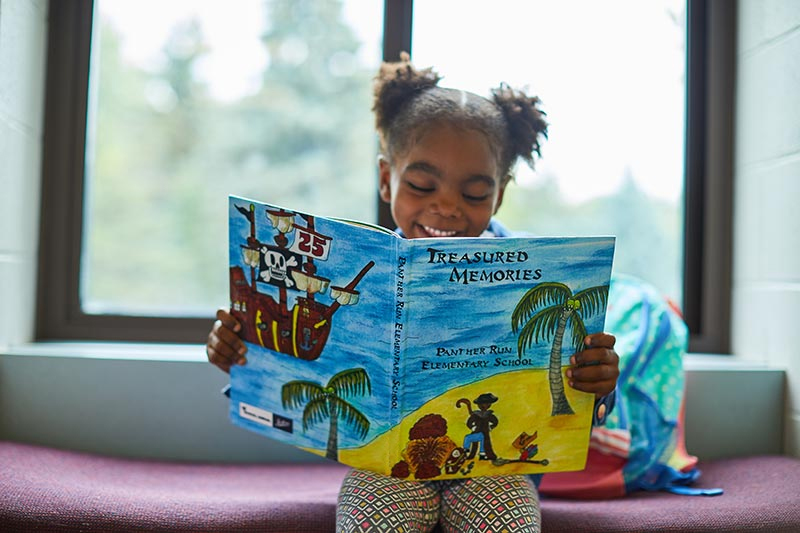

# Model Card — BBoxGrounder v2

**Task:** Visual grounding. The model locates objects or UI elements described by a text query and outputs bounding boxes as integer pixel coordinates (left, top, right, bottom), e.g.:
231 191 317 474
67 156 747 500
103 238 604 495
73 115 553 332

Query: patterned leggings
336 469 540 533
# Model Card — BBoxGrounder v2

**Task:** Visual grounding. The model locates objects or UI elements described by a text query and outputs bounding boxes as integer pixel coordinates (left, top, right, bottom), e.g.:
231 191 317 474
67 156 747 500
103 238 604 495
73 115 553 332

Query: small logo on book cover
239 402 293 433
272 414 293 433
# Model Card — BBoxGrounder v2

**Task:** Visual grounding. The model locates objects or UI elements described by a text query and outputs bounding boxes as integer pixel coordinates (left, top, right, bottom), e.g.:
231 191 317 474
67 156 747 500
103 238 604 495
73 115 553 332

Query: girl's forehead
410 122 494 154
407 123 500 168
396 124 501 184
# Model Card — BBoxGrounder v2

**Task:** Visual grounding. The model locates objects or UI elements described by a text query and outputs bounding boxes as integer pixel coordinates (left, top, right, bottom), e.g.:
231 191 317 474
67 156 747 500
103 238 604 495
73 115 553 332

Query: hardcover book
227 195 615 480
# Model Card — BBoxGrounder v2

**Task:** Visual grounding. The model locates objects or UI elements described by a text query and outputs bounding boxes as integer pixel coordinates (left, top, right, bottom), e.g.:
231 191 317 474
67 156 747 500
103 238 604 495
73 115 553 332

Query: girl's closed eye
405 179 435 193
463 182 493 202
463 191 491 202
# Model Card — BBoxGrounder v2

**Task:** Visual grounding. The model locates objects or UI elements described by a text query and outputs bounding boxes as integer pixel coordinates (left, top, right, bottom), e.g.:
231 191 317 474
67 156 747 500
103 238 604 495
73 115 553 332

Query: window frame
36 0 733 352
682 0 735 354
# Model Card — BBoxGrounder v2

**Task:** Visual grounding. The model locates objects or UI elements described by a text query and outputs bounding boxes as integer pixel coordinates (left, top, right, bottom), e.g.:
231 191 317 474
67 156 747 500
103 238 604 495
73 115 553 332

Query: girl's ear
378 157 392 203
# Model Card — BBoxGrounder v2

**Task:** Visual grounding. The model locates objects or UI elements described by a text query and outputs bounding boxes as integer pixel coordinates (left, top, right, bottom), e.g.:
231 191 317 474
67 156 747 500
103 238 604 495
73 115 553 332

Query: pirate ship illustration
230 202 374 361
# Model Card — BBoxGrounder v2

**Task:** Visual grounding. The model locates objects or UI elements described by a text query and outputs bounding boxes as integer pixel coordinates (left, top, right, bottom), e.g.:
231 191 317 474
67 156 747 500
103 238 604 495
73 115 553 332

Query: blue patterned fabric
605 273 700 493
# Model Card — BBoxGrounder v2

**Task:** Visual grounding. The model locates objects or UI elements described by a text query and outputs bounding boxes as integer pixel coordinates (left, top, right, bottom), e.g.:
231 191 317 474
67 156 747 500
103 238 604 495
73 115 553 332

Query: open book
227 195 615 480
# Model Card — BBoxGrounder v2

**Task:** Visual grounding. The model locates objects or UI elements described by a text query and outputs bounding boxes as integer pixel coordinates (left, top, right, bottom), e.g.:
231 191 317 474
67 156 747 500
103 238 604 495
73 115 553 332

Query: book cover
227 195 616 480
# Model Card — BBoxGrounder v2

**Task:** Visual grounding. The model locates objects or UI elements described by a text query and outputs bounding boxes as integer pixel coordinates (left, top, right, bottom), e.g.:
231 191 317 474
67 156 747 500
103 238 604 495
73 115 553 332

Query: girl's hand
206 308 247 373
566 332 619 398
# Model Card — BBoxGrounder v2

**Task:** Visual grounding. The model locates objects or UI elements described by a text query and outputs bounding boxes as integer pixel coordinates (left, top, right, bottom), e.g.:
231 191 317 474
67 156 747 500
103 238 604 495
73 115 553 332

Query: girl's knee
336 469 441 533
439 476 540 533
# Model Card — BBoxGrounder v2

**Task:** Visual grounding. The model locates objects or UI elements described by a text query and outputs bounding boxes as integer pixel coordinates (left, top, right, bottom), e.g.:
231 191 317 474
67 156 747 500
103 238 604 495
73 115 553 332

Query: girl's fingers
216 308 242 332
213 320 247 358
570 348 618 368
585 332 616 349
567 377 617 397
567 362 618 397
206 345 233 374
207 312 248 372
567 334 620 397
571 333 618 366
567 362 618 384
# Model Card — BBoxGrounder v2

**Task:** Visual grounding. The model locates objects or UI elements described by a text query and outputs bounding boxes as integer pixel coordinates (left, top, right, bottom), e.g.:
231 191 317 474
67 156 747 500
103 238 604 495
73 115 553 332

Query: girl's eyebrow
465 174 497 188
405 160 496 188
405 160 441 177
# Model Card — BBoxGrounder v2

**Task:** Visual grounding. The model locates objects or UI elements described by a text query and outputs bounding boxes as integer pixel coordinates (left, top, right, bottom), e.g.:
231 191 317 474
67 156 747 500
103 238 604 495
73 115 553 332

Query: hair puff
373 52 442 138
491 83 549 169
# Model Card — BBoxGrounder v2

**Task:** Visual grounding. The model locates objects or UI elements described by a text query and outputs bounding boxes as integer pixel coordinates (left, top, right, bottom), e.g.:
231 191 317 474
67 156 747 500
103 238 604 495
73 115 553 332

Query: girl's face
379 123 505 239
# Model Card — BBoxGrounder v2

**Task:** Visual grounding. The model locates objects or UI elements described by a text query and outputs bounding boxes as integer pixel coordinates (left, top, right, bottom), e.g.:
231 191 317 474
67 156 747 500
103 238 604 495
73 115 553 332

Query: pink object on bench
2 441 799 532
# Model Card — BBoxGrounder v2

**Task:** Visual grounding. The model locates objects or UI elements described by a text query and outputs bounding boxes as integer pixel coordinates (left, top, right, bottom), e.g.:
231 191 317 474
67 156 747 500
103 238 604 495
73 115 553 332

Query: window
37 0 733 352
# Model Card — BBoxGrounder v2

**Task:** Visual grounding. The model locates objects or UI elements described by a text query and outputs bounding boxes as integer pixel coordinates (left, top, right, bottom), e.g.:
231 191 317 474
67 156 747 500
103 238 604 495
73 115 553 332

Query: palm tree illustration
281 368 371 461
511 282 609 415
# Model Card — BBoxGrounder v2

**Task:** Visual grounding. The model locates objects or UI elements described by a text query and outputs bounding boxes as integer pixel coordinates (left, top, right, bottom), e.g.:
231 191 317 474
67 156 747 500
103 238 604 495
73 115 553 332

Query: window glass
413 0 686 304
83 0 383 316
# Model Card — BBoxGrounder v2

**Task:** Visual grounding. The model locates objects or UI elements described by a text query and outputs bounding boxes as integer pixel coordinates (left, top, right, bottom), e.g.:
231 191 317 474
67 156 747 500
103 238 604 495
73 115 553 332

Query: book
227 195 616 480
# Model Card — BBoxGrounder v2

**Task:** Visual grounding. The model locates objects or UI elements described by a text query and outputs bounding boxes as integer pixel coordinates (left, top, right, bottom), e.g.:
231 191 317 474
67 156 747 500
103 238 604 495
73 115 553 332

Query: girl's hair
373 53 548 185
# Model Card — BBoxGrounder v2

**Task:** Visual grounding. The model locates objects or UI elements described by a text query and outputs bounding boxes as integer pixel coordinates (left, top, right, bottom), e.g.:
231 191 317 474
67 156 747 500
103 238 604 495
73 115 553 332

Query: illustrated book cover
227 195 616 480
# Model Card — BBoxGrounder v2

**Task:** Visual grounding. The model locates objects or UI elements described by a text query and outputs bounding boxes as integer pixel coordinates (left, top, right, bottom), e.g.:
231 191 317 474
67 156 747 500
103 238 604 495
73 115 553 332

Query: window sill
0 341 781 372
684 352 778 371
1 341 206 362
0 342 785 462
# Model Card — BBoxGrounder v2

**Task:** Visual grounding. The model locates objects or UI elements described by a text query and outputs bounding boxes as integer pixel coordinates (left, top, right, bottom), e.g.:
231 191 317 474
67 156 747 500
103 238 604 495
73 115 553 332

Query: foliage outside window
83 0 382 316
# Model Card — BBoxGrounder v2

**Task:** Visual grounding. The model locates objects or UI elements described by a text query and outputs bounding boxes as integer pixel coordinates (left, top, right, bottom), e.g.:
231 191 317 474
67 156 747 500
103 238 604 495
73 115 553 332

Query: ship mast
301 214 317 301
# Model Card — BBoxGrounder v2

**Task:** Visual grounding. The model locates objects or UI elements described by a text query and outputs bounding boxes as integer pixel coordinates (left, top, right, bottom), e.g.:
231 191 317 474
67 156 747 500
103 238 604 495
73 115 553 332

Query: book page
331 216 399 236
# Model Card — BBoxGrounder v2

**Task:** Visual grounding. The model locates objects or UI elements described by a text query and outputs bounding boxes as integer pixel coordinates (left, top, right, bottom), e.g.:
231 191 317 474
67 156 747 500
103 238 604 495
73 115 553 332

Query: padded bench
2 440 799 532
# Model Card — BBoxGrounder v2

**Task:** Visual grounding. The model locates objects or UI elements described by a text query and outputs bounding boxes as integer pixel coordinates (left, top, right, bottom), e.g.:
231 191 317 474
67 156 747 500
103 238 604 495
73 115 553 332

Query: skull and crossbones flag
257 245 302 288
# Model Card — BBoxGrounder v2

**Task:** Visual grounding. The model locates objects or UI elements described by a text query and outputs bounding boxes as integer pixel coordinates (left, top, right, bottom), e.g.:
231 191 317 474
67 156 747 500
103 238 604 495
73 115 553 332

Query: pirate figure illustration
457 393 499 461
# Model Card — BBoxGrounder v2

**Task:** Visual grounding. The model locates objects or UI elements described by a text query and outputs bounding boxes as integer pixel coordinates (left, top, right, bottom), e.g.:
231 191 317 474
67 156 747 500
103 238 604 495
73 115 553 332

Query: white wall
0 0 47 348
731 0 800 456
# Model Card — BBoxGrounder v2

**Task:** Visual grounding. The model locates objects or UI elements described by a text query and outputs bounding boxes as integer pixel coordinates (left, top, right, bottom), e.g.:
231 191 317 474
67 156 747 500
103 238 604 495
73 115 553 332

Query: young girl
207 54 620 533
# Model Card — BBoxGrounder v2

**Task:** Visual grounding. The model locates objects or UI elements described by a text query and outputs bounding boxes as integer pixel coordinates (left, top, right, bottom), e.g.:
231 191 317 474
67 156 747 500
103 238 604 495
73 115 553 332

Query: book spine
390 240 408 436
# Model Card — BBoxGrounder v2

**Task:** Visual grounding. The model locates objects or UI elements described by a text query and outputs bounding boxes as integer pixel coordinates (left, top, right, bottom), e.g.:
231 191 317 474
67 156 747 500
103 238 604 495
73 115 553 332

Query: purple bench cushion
541 455 800 532
0 441 348 532
2 441 799 532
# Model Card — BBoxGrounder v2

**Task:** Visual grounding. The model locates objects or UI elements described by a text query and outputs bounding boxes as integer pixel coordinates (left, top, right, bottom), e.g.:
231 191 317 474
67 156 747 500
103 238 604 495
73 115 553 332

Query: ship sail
330 287 360 305
291 269 331 295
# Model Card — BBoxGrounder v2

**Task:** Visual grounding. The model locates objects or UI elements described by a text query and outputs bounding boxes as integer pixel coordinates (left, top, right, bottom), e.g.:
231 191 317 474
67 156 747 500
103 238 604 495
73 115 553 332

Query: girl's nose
432 190 461 217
